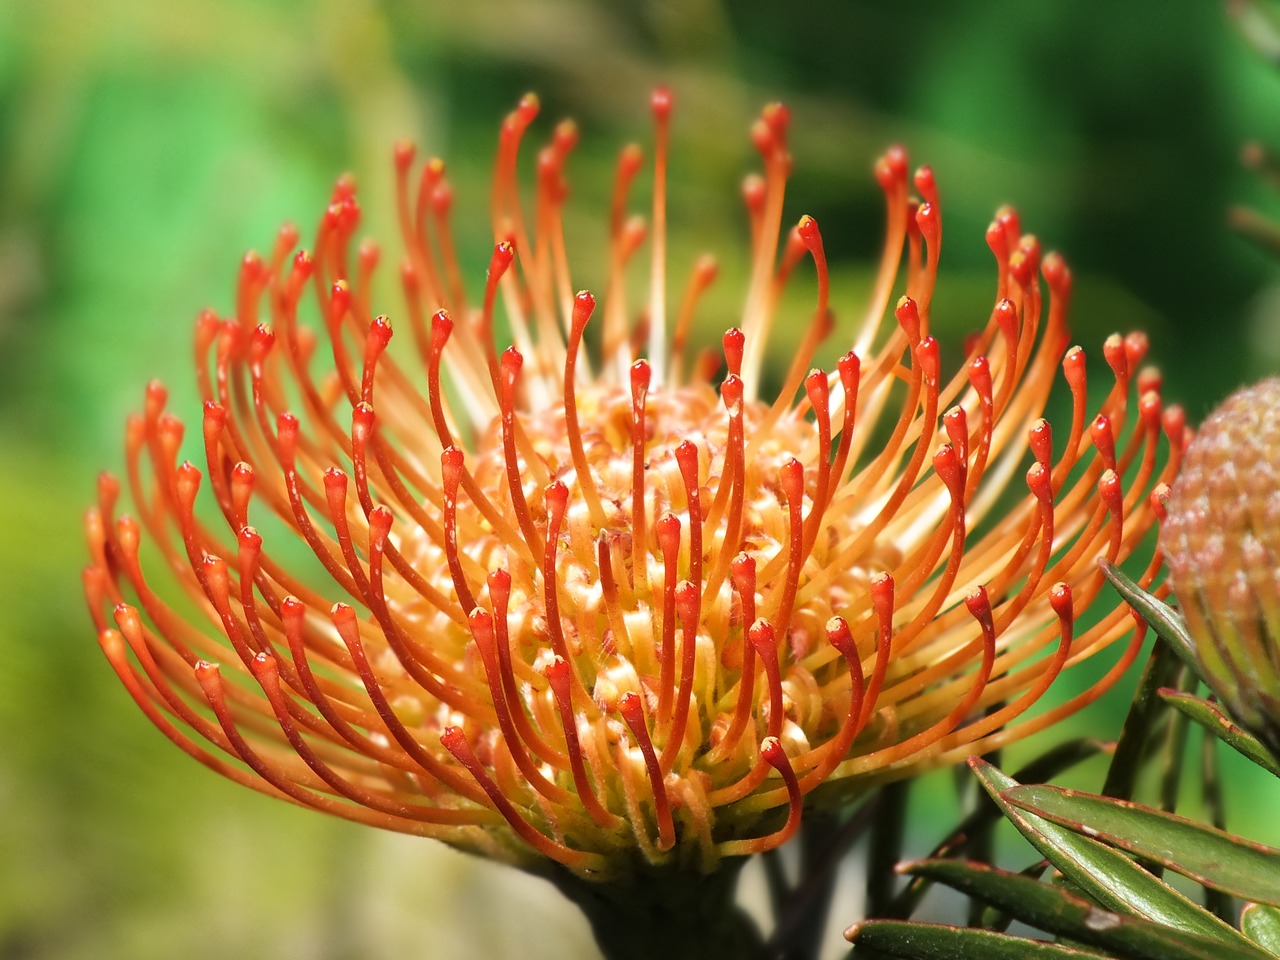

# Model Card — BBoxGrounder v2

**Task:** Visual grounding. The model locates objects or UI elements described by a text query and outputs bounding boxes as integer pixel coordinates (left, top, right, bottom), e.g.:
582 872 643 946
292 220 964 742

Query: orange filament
618 692 675 852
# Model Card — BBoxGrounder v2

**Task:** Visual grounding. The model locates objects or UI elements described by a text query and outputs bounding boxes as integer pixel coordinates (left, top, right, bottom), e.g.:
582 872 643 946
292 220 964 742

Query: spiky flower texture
85 92 1180 884
1162 378 1280 754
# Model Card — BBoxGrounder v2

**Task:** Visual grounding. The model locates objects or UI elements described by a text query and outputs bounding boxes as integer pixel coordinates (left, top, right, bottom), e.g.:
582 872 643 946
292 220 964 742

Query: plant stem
549 860 768 960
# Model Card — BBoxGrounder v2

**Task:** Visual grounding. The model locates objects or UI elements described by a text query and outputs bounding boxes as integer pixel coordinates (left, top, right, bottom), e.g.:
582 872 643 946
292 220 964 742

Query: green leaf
1242 904 1280 956
1160 690 1280 778
969 760 1252 947
903 858 1272 960
1100 561 1199 670
1004 784 1280 907
845 919 1115 959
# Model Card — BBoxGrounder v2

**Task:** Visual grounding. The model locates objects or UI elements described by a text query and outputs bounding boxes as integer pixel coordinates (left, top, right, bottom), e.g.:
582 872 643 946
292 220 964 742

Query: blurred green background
3 1 1279 958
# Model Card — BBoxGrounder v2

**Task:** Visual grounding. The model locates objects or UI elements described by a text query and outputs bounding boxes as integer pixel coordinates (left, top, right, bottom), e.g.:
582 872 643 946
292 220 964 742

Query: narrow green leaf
845 920 1114 959
969 760 1253 947
1004 785 1280 907
903 859 1271 960
887 738 1101 920
1242 903 1280 956
1160 690 1280 777
1100 561 1199 669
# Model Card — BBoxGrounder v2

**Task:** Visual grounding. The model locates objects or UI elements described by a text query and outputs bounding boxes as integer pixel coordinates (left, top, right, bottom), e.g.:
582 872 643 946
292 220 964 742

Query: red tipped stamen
467 608 573 805
648 87 672 381
441 447 477 613
545 656 621 830
771 458 806 640
718 737 801 856
618 692 675 851
674 439 703 591
655 512 682 723
669 255 718 384
542 480 594 713
441 725 605 871
498 347 544 558
660 580 701 773
563 290 608 528
629 359 651 578
481 242 516 389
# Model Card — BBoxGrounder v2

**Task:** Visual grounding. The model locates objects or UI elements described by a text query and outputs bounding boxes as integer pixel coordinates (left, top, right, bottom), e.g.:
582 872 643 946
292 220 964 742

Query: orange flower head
85 91 1182 879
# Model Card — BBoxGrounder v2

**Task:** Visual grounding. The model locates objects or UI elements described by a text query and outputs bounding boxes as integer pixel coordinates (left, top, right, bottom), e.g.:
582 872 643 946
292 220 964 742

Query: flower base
548 861 768 960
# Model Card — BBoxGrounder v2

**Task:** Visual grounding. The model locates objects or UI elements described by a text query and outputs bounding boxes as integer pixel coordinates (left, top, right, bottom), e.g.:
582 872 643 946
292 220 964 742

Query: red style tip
544 479 569 525
1049 582 1073 621
651 87 672 120
1103 334 1128 384
1099 469 1124 516
747 618 777 657
742 174 767 214
194 660 223 700
797 215 821 248
894 296 921 342
516 93 540 124
932 444 965 499
571 290 596 336
655 512 681 556
500 347 524 395
675 579 699 624
915 202 939 246
913 165 938 207
915 336 940 386
964 584 994 625
723 328 745 377
618 691 645 727
762 102 790 139
393 140 415 173
992 298 1018 342
1124 331 1149 370
674 440 699 491
489 241 516 278
441 446 464 499
368 315 393 353
1029 419 1053 468
824 616 856 659
630 359 651 398
760 735 786 767
1090 415 1117 471
875 146 909 190
721 374 744 414
1162 405 1186 448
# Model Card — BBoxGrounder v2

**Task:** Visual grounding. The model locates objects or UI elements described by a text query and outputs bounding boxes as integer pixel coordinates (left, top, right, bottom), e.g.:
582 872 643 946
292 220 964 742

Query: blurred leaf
1161 689 1280 777
1242 903 1280 956
1230 0 1280 65
902 858 1271 960
970 760 1252 946
1230 204 1280 258
845 919 1115 959
1004 785 1280 907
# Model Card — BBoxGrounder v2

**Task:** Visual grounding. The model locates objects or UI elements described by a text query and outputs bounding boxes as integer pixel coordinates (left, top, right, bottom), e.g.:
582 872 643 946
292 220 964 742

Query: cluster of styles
84 91 1182 880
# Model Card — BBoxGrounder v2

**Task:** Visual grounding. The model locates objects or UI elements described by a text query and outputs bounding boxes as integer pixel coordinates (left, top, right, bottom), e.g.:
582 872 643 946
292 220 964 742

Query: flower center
400 379 878 797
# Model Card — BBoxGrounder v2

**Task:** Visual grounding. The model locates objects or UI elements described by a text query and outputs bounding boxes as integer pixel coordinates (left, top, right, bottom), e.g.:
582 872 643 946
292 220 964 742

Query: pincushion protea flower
84 89 1181 902
1161 378 1280 754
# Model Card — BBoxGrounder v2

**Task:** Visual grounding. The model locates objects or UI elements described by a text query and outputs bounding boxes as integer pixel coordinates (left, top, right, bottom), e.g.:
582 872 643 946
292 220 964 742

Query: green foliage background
1 1 1277 958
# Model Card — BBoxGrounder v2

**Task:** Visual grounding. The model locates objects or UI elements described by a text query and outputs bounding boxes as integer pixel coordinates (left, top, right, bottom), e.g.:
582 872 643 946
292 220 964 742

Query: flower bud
1162 378 1280 752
